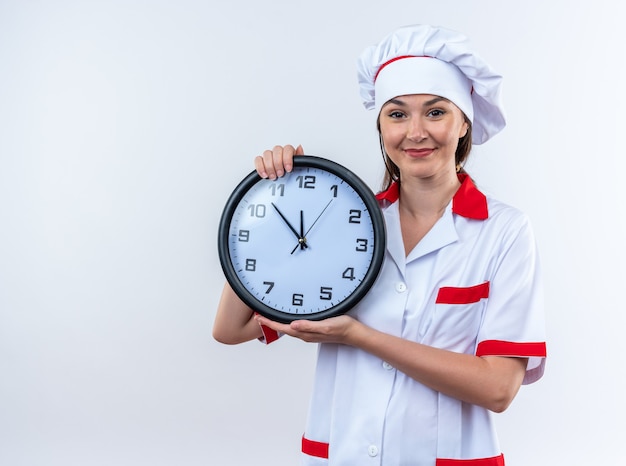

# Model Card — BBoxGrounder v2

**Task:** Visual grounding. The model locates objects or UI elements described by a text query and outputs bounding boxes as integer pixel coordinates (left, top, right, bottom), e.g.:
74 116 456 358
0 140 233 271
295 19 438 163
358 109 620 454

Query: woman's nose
406 118 426 141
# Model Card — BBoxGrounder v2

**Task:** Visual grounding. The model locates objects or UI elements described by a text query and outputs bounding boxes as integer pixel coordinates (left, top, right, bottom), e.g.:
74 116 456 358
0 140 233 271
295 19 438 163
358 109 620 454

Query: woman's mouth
404 148 434 158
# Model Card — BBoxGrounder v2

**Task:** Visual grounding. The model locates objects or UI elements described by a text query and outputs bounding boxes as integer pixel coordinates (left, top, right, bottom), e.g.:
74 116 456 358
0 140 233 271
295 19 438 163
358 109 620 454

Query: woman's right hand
254 144 304 180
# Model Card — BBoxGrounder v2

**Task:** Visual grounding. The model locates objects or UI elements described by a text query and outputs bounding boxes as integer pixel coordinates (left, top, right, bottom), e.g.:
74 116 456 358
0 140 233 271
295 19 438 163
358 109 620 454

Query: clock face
218 156 386 323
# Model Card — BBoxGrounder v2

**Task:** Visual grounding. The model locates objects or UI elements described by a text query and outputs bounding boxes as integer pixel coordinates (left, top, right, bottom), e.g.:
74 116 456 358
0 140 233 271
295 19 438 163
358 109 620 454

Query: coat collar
375 173 488 220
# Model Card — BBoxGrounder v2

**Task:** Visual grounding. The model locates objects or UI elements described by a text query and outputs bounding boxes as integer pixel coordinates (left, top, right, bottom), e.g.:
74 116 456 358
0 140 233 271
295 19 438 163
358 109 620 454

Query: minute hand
272 203 308 249
304 198 333 237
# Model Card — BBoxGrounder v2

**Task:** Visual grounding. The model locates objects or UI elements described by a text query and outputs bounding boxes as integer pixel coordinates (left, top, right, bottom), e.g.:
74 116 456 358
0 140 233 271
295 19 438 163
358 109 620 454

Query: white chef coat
260 174 546 465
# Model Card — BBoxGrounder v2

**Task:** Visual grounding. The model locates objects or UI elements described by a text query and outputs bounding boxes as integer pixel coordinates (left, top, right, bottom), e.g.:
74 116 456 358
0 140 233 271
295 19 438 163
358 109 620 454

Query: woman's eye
427 109 445 117
388 111 405 119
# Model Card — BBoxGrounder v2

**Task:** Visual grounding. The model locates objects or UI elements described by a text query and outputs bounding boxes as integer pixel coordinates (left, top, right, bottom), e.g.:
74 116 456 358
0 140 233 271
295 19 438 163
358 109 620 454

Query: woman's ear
459 121 469 139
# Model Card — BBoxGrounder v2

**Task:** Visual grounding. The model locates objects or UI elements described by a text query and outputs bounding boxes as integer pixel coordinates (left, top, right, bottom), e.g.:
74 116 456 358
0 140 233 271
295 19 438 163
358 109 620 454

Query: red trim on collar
375 181 400 203
375 174 488 220
453 174 488 220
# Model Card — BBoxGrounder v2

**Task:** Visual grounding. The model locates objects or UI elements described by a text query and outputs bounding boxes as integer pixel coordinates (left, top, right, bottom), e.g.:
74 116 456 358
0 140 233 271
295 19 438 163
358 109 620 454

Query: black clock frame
217 156 386 323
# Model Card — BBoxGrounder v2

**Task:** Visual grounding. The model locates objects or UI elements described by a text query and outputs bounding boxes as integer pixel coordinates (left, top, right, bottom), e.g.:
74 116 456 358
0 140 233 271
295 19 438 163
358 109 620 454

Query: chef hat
357 24 506 144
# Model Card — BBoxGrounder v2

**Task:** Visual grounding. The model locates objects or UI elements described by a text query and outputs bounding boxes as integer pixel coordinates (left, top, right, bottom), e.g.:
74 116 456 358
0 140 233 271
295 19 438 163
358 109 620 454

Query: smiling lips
404 148 435 158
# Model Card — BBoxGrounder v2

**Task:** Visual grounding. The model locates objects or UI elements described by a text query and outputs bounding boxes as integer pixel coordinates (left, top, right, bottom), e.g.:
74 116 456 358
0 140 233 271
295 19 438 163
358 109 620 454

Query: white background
1 1 625 465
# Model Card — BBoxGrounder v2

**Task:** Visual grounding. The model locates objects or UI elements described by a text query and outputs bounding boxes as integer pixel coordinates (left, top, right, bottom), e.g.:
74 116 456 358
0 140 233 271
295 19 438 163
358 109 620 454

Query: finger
257 147 283 180
290 319 320 333
254 155 269 179
266 147 282 179
278 145 296 175
283 144 304 173
256 315 333 343
254 314 291 334
255 315 320 342
254 145 301 179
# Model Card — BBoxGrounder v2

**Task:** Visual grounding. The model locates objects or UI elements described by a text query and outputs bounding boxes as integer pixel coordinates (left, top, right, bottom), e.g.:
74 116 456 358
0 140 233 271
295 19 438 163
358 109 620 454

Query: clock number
263 281 274 293
330 185 338 198
245 259 256 271
356 238 368 252
292 293 304 306
349 209 362 224
238 230 250 242
296 175 316 189
342 267 356 281
247 204 266 218
269 183 285 197
320 287 333 300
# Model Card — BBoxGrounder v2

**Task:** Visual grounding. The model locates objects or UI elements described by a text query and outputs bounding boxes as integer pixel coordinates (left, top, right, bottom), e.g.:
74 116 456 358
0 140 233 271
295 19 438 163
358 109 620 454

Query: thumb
296 144 305 155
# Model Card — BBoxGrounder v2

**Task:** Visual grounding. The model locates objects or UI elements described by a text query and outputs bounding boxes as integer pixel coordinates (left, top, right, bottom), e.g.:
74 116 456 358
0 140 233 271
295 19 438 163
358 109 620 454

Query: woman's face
379 94 468 182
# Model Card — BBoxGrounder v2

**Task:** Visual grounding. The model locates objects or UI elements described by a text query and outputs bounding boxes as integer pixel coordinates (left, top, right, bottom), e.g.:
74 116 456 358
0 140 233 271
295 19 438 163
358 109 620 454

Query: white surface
1 1 624 464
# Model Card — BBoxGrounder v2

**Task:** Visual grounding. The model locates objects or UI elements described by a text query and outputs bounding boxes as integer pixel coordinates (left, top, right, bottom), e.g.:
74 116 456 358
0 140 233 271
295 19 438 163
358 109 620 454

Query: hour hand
290 210 308 254
271 203 308 249
299 210 306 250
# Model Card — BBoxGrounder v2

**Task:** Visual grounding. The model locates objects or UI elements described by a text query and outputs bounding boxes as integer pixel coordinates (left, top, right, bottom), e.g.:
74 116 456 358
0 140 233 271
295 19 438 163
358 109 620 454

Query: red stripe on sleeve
254 312 281 344
302 436 329 459
259 324 280 344
476 340 547 358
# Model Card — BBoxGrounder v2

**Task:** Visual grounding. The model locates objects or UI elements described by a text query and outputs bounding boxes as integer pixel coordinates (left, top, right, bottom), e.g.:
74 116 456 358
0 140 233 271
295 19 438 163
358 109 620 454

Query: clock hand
290 199 334 254
299 210 306 251
291 210 308 255
272 203 308 250
304 198 333 237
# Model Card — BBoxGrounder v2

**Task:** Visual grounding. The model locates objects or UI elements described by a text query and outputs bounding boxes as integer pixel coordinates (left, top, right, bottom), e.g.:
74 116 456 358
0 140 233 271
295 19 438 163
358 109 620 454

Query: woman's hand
254 313 361 345
254 144 304 180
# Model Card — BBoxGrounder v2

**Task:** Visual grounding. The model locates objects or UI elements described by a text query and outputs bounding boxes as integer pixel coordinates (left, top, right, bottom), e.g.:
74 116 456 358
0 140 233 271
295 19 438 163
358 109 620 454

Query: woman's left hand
254 314 360 345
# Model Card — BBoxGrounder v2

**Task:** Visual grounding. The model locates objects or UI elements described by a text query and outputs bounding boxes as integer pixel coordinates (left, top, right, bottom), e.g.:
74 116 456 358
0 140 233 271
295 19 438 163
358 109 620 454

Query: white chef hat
357 24 506 144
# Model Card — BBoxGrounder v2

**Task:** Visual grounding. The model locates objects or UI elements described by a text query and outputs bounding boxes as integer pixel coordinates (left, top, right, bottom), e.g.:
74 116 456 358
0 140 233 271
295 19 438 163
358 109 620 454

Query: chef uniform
261 24 547 466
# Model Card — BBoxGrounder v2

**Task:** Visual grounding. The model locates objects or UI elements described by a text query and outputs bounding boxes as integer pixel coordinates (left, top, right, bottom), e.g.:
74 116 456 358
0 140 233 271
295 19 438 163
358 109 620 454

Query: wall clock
218 156 386 323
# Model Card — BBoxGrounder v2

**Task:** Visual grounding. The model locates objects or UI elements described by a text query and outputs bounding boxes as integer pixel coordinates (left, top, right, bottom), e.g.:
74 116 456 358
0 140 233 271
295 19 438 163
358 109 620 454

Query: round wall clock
218 156 386 323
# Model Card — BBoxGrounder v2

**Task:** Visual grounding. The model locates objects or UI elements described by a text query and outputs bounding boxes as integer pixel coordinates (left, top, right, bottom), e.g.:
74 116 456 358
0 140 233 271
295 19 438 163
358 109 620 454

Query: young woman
213 24 546 466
